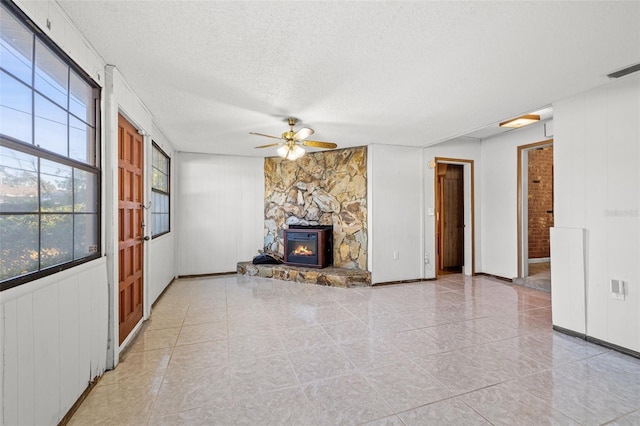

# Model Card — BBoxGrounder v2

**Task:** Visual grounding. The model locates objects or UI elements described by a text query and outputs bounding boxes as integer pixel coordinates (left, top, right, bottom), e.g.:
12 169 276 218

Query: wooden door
437 163 464 273
118 114 144 345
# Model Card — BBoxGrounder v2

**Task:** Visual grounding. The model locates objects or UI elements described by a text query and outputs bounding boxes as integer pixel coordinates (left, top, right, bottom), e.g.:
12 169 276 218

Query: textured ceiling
56 1 640 157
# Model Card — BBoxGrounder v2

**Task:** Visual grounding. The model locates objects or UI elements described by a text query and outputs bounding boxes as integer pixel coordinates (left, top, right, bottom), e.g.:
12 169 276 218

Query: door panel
118 114 144 345
437 163 464 273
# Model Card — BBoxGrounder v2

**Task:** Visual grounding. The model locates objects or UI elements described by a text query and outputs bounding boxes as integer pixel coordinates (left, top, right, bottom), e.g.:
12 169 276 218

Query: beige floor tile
321 319 373 344
303 373 393 426
228 329 285 362
69 274 640 426
462 382 578 425
399 397 491 425
278 324 335 351
176 321 228 346
289 344 356 384
168 340 229 371
339 336 411 371
363 361 452 412
229 353 299 393
129 327 181 353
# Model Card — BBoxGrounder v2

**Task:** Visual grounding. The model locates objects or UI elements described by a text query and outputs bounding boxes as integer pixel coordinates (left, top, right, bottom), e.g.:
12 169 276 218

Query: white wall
176 153 264 275
1 259 108 426
553 74 640 353
423 139 482 278
368 144 424 283
148 124 177 304
480 121 550 278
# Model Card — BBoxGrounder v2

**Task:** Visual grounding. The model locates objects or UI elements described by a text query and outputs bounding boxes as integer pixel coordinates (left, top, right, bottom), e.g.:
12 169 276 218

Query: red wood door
118 114 144 345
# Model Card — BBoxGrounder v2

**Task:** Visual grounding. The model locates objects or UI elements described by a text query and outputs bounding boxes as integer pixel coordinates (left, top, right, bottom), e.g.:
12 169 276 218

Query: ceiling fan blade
293 127 314 141
254 142 283 149
249 132 282 140
302 140 338 149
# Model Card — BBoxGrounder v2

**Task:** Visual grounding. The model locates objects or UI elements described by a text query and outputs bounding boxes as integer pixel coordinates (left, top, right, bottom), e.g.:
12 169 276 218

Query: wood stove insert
284 226 332 268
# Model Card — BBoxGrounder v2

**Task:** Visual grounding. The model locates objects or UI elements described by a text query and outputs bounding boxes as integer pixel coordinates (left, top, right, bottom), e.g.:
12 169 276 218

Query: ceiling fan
250 117 337 160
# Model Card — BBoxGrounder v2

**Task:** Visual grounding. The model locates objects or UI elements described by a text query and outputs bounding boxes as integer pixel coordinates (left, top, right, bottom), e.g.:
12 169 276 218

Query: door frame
434 157 476 277
517 139 553 278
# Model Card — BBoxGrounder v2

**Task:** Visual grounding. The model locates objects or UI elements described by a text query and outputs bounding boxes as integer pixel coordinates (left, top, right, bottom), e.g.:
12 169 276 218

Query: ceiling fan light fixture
277 144 305 160
292 144 305 158
499 114 540 129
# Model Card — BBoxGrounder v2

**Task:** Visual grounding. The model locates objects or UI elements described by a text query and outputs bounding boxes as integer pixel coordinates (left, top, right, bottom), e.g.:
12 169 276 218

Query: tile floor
69 274 640 425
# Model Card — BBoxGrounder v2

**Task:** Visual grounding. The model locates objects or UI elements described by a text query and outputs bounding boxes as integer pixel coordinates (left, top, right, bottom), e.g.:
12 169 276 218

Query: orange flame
293 245 313 256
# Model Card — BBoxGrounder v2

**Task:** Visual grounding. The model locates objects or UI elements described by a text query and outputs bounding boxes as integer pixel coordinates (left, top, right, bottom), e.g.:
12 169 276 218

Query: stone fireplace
264 147 367 270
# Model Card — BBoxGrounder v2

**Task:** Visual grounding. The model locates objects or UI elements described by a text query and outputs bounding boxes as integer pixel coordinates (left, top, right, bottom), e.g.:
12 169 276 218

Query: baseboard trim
474 272 512 282
374 278 436 286
178 271 236 279
57 375 101 426
552 325 586 339
553 325 640 360
586 336 640 360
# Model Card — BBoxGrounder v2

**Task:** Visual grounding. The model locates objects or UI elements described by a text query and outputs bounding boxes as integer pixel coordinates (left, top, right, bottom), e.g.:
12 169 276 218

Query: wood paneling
118 114 144 345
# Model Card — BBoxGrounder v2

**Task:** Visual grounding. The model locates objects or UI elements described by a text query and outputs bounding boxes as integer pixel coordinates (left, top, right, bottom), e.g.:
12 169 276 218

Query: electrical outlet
611 279 626 301
424 252 430 264
393 251 399 260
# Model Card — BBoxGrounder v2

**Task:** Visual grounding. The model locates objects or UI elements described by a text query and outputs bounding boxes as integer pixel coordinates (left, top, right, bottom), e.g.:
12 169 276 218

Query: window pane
73 169 97 212
151 190 169 236
35 93 67 156
152 167 168 192
0 5 33 85
0 214 39 280
40 159 72 212
0 146 38 212
74 213 97 259
69 70 94 125
0 70 32 143
69 115 95 165
35 39 68 108
40 213 72 268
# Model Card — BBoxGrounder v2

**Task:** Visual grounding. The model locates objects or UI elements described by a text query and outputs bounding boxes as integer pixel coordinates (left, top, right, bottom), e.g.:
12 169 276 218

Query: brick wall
528 146 554 259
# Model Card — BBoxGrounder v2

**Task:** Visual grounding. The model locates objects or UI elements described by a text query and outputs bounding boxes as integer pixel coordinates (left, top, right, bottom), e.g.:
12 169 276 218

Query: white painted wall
480 121 550 279
553 74 640 353
176 153 264 275
148 124 177 304
368 144 424 283
1 259 109 426
423 139 482 278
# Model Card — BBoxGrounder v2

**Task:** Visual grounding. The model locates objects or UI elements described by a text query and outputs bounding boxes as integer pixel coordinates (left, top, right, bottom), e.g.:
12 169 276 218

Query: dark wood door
118 114 144 345
437 163 464 273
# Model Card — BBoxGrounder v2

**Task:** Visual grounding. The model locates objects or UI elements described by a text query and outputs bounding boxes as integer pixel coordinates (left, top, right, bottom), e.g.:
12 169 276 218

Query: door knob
141 236 150 241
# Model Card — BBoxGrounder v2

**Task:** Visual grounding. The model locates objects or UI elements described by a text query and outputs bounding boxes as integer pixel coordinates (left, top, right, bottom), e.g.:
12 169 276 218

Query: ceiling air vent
607 63 640 79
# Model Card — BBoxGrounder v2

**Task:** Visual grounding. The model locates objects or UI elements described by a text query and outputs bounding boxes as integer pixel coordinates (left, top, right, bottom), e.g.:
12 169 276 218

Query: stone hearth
237 262 371 288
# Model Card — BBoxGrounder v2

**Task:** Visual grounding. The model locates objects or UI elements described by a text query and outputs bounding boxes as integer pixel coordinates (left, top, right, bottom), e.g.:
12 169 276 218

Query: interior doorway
517 140 553 291
117 114 145 345
434 158 475 277
436 164 464 274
